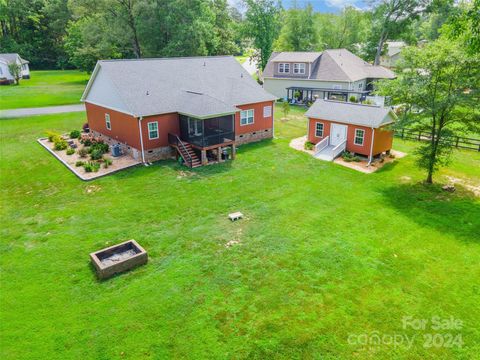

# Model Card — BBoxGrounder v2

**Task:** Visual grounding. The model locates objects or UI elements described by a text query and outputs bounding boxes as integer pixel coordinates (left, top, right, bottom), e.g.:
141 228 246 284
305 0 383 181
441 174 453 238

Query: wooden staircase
178 143 201 168
168 133 202 168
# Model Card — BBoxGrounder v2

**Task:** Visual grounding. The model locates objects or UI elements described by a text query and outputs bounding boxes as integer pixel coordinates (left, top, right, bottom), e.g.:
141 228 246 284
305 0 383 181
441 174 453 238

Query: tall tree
243 0 281 70
375 38 480 183
444 0 480 54
274 3 318 51
367 0 429 65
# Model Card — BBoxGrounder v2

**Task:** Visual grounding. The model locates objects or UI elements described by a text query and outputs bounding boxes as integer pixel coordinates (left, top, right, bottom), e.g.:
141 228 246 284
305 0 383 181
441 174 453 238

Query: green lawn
0 70 89 109
1 108 479 359
235 56 248 64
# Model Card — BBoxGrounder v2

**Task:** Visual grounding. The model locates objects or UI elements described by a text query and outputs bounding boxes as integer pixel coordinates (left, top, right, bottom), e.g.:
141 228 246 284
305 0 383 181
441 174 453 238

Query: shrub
349 96 357 103
92 142 109 154
103 158 113 168
46 131 60 142
66 148 75 155
342 151 354 162
54 138 68 151
70 130 81 139
90 148 104 160
75 161 85 167
78 148 88 158
304 141 314 150
83 161 100 173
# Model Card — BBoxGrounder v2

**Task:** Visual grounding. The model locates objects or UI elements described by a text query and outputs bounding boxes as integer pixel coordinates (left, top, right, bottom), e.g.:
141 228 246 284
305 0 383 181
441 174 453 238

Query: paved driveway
0 104 85 119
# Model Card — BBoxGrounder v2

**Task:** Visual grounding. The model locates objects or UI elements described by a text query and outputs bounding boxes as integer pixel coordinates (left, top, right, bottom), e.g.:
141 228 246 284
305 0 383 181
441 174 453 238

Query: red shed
305 99 396 161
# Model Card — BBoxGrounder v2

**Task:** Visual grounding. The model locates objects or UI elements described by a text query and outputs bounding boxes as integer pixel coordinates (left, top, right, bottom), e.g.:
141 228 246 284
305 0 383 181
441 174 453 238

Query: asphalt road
0 104 85 119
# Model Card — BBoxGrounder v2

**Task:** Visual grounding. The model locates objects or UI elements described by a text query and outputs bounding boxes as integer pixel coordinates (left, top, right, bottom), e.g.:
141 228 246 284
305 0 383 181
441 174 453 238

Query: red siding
141 113 179 150
85 102 141 149
307 118 377 157
235 101 274 134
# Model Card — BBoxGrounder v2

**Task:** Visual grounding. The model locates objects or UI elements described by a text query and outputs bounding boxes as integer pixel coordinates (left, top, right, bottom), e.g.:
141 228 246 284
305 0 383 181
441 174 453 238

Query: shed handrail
314 136 329 154
332 140 347 159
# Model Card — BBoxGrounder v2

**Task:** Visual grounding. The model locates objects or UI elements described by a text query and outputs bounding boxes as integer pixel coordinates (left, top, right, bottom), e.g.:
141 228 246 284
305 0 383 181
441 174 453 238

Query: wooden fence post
456 137 459 148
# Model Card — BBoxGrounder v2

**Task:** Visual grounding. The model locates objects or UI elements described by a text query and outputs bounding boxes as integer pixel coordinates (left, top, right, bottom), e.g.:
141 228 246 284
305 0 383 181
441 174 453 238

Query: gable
83 66 133 115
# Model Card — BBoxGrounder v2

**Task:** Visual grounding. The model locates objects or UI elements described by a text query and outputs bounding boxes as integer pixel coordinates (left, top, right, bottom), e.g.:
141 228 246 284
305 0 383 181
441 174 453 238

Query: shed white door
330 123 347 146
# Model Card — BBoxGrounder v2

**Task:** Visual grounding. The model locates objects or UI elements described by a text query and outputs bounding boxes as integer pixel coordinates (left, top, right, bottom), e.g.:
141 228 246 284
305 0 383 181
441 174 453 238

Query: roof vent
241 73 243 78
146 91 150 96
203 61 206 66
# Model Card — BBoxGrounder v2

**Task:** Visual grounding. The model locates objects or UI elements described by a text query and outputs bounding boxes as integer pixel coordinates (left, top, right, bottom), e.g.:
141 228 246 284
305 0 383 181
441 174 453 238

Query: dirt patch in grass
444 175 480 197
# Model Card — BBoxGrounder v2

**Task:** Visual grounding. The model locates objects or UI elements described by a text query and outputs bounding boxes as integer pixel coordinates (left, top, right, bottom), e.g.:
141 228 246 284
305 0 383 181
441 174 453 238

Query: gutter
138 116 145 163
368 126 375 166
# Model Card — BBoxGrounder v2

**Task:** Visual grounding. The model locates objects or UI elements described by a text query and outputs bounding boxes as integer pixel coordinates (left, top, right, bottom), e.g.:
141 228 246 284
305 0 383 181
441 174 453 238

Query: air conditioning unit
111 144 122 157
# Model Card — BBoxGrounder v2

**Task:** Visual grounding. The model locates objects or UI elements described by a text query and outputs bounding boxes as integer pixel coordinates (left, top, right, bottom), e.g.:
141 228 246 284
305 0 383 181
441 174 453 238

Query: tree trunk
374 28 388 66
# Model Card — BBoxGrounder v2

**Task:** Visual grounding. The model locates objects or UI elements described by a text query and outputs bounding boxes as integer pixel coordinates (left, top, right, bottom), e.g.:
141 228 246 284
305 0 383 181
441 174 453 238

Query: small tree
376 38 480 183
282 101 290 119
8 63 22 85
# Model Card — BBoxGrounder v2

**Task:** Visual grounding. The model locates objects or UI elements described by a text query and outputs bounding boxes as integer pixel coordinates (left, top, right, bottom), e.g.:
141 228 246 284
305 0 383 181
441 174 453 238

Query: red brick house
81 56 276 167
305 99 396 162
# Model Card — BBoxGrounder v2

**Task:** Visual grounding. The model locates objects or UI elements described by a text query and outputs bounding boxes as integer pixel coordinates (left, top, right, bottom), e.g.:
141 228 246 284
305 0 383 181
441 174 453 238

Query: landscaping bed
38 129 140 180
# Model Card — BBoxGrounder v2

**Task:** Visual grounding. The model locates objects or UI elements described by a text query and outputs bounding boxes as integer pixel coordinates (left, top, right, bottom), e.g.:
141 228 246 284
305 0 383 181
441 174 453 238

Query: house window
315 122 324 137
105 113 111 130
148 121 159 139
293 63 306 74
278 63 290 73
333 84 342 90
263 105 272 118
354 129 365 145
358 82 363 90
240 109 254 125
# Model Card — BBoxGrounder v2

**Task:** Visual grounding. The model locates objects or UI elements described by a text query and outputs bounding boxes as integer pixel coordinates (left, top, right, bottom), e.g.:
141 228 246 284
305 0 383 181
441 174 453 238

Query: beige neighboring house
0 53 30 84
263 49 395 103
380 41 406 69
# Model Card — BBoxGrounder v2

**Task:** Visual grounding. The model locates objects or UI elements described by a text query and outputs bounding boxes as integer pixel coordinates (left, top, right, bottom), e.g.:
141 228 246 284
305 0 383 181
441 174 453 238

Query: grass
235 56 248 64
1 108 479 359
0 70 89 109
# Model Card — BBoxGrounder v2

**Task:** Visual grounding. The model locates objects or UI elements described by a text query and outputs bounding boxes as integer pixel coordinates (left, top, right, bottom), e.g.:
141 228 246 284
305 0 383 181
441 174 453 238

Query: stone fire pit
90 240 147 279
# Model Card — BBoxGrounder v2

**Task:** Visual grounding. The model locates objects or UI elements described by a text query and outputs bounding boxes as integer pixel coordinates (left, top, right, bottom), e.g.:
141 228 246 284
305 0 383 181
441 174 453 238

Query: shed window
315 122 324 137
293 63 306 74
240 109 254 125
278 63 290 73
263 105 272 118
105 113 111 130
148 121 159 139
354 129 365 145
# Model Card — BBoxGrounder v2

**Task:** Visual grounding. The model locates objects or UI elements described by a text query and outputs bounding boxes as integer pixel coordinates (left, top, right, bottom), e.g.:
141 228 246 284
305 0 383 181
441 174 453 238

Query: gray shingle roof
83 56 276 118
263 49 395 82
305 99 396 128
0 53 29 64
271 52 322 63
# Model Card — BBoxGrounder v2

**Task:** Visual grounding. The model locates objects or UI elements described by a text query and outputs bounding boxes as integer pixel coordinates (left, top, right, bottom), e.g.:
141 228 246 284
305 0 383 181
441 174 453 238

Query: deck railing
332 140 347 159
314 136 329 155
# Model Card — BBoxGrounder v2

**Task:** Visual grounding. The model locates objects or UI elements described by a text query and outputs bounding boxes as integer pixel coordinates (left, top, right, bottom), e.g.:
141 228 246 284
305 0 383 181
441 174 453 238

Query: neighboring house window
105 114 111 130
0 67 2 75
240 109 254 125
148 121 159 139
278 63 290 73
315 122 324 137
333 85 342 90
358 82 363 90
263 105 272 118
293 63 306 74
354 129 365 145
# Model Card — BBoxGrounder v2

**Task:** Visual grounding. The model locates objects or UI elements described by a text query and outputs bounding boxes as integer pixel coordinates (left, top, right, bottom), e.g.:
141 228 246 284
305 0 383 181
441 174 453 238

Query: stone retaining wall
235 128 273 145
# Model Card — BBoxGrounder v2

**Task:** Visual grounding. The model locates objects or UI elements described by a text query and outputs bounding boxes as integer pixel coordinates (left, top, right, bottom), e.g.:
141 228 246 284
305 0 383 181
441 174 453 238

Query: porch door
330 123 347 146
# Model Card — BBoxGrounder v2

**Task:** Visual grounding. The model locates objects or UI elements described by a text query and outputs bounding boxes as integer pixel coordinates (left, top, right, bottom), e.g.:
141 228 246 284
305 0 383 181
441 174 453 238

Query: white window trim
105 113 111 130
315 122 324 137
147 121 159 140
263 105 272 118
354 128 365 146
278 63 290 73
240 109 254 126
293 63 306 74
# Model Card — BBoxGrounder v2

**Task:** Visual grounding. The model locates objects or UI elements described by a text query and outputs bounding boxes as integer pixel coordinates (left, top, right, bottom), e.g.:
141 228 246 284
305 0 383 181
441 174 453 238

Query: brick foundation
91 130 174 162
235 128 273 145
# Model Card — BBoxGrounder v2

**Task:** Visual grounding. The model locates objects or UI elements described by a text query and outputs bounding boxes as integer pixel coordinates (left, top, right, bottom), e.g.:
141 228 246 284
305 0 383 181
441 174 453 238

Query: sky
229 0 367 13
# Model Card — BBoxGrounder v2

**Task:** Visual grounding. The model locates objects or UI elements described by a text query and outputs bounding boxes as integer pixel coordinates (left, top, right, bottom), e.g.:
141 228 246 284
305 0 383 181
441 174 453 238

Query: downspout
138 116 145 163
272 101 276 138
368 127 375 166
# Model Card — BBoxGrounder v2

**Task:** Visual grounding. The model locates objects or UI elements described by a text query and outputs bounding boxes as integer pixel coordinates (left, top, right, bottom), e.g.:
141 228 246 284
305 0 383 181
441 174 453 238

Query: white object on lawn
228 212 243 221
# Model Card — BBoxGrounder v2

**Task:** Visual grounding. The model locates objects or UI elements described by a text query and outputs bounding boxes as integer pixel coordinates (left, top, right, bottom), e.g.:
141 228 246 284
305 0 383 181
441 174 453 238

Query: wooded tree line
0 0 477 72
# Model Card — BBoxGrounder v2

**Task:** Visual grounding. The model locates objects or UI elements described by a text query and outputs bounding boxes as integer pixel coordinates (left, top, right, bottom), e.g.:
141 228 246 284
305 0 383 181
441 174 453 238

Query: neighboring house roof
271 52 322 63
263 49 395 82
305 99 397 128
82 56 276 118
385 41 405 57
0 53 29 65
